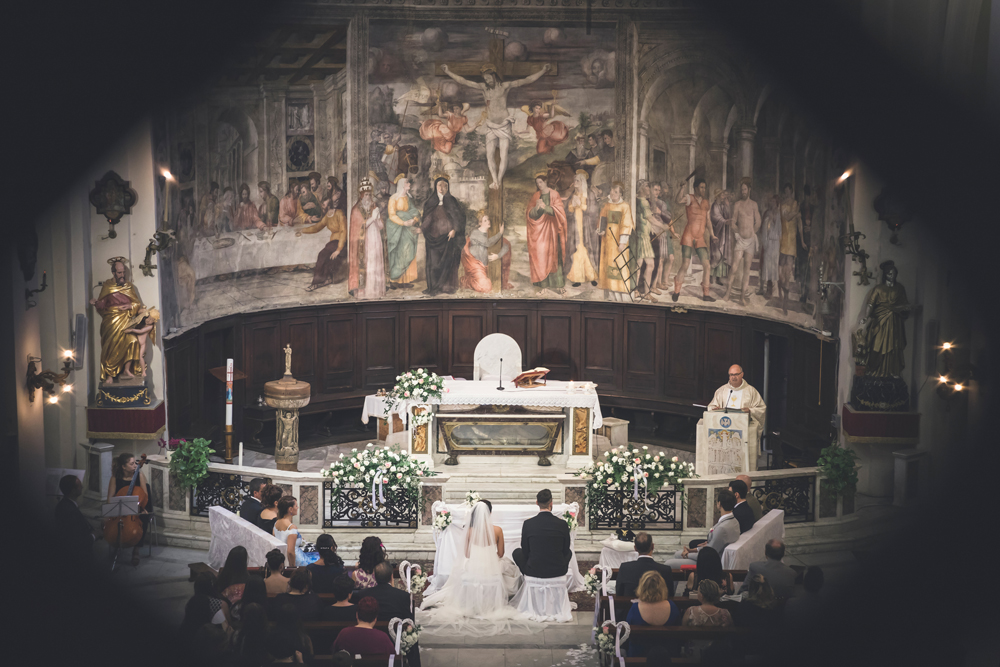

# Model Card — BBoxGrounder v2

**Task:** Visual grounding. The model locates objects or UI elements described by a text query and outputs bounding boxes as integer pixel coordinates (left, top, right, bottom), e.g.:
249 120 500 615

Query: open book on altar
512 367 550 388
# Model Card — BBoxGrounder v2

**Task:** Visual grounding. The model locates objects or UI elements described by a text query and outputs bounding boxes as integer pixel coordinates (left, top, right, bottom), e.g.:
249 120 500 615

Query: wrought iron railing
588 487 683 530
751 475 815 523
322 482 417 528
191 471 269 517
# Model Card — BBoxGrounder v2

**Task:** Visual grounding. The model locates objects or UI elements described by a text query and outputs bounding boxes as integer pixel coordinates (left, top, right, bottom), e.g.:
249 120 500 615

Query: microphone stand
497 358 505 391
724 388 732 414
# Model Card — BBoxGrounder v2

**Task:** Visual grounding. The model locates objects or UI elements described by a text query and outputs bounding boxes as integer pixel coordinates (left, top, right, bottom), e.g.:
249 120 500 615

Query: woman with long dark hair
351 535 386 589
273 496 319 567
257 484 283 535
307 533 344 593
228 576 268 629
107 452 152 566
217 545 250 606
684 546 733 596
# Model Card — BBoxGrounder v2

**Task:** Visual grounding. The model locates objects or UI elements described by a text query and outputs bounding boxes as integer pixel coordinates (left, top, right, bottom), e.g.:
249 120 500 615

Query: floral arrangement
464 490 482 507
384 368 446 415
410 566 428 596
432 508 452 531
399 623 421 654
584 567 602 597
573 445 697 520
169 438 216 489
562 509 578 532
321 444 437 508
595 626 616 654
157 437 183 452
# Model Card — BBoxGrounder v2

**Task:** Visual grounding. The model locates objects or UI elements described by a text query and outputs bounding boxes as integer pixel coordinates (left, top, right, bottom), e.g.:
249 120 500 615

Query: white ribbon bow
592 564 616 641
388 616 415 660
430 500 447 547
371 473 385 507
601 620 630 666
632 463 647 499
398 559 414 613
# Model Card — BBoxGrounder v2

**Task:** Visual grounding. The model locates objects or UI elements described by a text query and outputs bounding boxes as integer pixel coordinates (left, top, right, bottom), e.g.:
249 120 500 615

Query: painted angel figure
419 94 471 155
520 92 570 154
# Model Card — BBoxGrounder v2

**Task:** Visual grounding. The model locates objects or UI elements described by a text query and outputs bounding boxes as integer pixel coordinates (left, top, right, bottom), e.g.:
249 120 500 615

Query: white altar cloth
361 380 603 430
426 502 587 594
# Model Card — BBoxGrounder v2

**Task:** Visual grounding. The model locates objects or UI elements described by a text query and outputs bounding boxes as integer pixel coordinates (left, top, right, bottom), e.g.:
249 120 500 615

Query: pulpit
695 410 758 475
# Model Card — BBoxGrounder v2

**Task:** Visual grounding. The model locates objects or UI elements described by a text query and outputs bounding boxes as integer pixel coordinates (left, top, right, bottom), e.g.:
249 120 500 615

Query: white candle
225 358 234 426
239 442 243 467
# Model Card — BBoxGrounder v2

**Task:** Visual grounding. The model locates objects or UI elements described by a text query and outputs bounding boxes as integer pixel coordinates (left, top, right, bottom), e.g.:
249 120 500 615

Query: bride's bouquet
399 623 421 654
562 509 578 532
464 490 482 507
432 508 452 531
583 567 602 597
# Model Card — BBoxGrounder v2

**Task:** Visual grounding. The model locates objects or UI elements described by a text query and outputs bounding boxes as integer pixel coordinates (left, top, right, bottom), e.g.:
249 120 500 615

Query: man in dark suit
729 479 756 534
351 562 420 666
54 475 95 562
615 532 675 598
238 477 266 526
512 489 572 579
738 539 797 598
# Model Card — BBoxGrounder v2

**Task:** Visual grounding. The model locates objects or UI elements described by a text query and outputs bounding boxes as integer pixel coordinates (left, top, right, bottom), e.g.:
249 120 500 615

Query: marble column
637 122 650 181
735 125 757 182
707 141 728 193
670 134 697 191
760 137 781 196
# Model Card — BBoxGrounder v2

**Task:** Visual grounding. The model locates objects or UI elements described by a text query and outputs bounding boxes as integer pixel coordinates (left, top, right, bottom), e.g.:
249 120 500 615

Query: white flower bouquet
584 567 602 597
321 444 437 508
385 368 446 415
464 490 482 507
562 509 578 532
410 565 428 596
432 508 452 531
595 626 616 654
399 623 421 654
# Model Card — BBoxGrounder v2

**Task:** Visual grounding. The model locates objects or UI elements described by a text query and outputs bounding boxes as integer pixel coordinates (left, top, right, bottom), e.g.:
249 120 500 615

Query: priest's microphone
497 358 504 391
724 388 733 414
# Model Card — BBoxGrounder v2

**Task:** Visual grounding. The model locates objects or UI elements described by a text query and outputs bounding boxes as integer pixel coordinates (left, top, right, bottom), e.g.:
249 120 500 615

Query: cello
103 454 150 549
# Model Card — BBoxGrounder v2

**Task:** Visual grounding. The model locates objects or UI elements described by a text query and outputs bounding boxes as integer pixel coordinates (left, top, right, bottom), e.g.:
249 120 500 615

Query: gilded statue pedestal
264 345 311 472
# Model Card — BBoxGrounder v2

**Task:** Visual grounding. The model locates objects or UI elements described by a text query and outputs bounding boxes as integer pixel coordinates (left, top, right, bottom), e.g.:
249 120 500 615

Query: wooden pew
312 655 398 666
303 619 392 653
609 568 749 582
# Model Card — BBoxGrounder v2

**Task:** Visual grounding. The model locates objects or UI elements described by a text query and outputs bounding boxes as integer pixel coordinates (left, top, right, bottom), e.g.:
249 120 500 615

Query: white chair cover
207 506 285 570
511 573 574 623
473 333 522 381
722 508 785 570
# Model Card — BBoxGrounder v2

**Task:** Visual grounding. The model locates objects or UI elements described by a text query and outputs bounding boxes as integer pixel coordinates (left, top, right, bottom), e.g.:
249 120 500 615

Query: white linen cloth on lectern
427 502 586 594
208 506 285 570
363 380 604 430
721 509 785 570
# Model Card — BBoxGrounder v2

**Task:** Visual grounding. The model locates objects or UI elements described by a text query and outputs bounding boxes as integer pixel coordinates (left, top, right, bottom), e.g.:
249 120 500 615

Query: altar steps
441 471 571 505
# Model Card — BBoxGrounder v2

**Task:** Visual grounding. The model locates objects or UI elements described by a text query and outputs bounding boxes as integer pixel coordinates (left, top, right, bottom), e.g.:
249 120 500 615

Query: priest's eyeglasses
728 372 743 377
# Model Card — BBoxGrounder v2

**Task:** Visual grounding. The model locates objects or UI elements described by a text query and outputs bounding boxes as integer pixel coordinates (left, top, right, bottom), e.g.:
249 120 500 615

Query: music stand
103 496 140 573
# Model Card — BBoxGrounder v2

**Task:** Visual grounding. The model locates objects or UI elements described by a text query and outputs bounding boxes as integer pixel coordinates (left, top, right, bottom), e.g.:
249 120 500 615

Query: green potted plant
169 438 215 490
816 441 860 516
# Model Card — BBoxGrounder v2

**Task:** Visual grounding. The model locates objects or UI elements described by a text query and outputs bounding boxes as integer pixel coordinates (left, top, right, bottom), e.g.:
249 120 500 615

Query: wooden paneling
624 313 662 393
582 311 619 389
448 311 486 380
403 311 444 373
320 314 357 393
281 317 319 391
360 311 398 389
703 323 740 398
664 319 700 397
537 307 579 380
493 309 533 370
165 336 198 436
245 322 280 398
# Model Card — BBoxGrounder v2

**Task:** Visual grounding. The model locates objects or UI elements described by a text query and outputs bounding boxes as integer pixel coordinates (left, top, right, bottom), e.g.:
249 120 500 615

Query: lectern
695 410 759 476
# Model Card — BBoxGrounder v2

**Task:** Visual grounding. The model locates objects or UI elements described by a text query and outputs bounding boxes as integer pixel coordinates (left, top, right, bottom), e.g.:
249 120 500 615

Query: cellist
107 453 152 566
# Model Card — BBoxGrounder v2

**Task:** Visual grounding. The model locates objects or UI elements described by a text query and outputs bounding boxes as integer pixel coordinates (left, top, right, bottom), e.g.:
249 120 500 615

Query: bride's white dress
419 503 540 636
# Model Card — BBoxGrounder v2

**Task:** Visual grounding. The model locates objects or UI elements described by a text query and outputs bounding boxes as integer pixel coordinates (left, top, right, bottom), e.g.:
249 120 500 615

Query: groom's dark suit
512 510 572 579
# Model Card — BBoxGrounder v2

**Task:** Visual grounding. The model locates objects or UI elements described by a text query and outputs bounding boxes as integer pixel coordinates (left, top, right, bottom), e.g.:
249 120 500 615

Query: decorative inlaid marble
819 479 837 518
299 485 319 524
687 487 706 528
168 470 187 512
564 486 586 525
421 485 442 526
150 467 164 510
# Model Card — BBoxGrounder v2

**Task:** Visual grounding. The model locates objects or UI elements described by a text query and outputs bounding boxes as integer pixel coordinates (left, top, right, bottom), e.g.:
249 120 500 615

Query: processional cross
437 27 558 292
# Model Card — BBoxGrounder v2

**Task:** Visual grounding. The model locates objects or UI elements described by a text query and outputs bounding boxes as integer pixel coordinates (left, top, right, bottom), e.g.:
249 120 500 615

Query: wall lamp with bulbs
935 342 973 401
26 350 75 403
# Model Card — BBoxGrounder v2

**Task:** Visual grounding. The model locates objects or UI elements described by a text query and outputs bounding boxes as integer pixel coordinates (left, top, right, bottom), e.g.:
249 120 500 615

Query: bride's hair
478 499 492 512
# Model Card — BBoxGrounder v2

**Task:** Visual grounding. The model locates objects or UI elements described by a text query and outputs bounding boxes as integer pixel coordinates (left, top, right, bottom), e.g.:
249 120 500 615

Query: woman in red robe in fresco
523 100 569 154
419 102 469 154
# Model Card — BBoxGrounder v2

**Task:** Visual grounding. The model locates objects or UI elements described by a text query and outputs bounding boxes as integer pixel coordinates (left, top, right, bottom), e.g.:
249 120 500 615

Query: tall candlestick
226 358 234 426
239 442 243 467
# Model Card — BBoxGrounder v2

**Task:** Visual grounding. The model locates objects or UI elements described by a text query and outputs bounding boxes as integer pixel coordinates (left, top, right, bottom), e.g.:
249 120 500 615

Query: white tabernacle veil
418 502 539 636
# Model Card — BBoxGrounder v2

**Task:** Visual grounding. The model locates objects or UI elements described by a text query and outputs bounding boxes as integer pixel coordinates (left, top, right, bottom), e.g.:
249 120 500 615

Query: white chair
511 572 574 622
473 333 522 381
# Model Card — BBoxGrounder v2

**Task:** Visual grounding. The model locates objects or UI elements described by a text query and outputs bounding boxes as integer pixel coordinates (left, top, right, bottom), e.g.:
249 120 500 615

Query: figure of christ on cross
441 62 551 189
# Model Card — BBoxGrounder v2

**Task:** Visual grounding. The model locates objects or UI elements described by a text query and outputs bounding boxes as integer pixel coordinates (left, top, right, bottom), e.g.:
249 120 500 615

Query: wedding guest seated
736 475 762 521
264 549 290 596
179 594 215 645
55 474 95 563
330 598 395 657
190 624 230 667
274 496 319 567
321 575 358 622
512 489 572 579
664 491 739 568
308 534 345 593
271 602 313 663
351 562 421 667
218 546 251 606
626 571 682 657
616 532 675 598
784 566 824 626
683 547 734 597
264 630 301 665
258 484 283 535
738 539 796 599
239 477 267 526
229 602 270 666
351 536 386 589
682 580 733 627
230 577 269 628
271 569 321 621
194 571 228 625
729 479 756 534
732 574 781 628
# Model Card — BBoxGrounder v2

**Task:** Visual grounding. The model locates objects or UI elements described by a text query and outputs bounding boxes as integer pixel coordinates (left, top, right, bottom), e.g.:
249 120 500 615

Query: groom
512 489 572 578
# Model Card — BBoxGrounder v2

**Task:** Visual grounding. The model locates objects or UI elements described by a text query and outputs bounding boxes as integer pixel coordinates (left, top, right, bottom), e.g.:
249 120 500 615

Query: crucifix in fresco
438 27 557 289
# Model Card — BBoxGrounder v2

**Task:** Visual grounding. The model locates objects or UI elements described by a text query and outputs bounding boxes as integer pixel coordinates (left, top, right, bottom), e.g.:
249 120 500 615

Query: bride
419 500 539 636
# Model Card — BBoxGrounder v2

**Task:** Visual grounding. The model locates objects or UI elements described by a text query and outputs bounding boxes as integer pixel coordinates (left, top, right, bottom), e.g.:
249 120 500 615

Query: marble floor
99 541 862 667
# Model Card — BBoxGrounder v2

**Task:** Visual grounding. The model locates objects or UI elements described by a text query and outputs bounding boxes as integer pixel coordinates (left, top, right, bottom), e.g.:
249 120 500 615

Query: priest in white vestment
707 364 766 470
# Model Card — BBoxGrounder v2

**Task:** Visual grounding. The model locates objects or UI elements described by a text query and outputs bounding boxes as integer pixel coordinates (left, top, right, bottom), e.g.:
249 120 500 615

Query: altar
362 379 603 471
425 501 587 594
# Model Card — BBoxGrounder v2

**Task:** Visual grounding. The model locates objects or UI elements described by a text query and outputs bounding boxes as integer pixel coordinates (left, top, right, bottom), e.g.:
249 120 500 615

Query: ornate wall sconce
25 269 47 310
139 229 176 277
89 171 138 240
834 171 874 286
935 342 974 402
26 350 75 403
